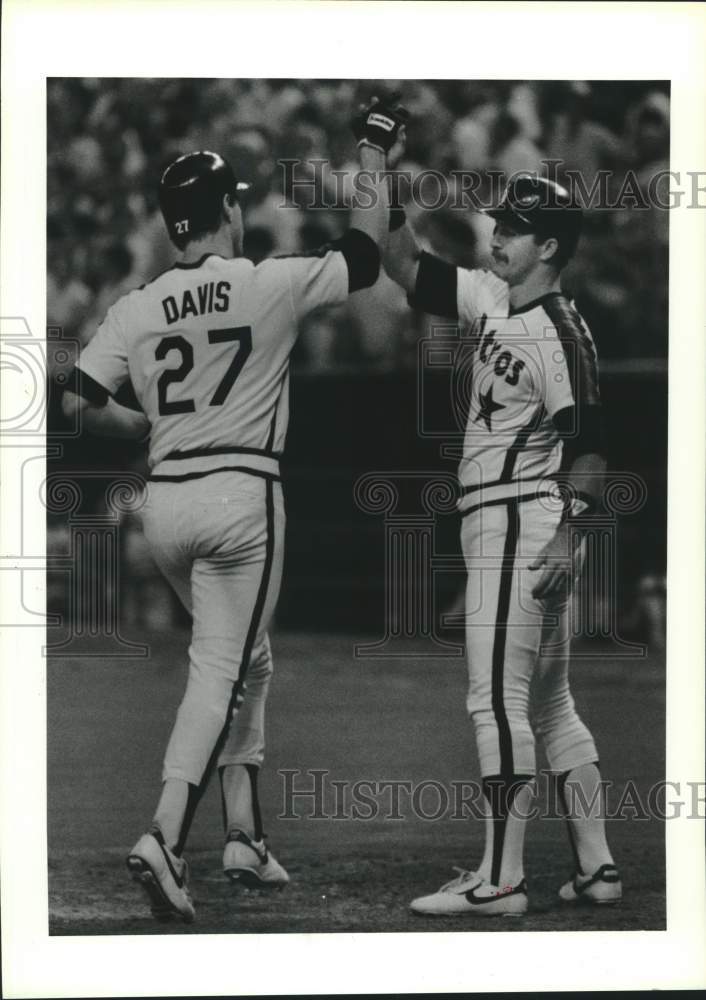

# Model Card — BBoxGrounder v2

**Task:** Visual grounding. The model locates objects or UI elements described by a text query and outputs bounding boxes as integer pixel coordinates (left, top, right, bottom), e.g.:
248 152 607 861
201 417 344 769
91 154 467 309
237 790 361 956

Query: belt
458 477 564 518
150 446 281 484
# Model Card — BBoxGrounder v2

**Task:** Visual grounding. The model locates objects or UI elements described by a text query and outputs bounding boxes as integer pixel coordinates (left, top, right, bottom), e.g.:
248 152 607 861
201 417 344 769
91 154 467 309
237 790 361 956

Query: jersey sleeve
279 245 352 321
409 257 508 323
410 253 458 317
75 298 130 396
540 298 603 459
456 268 509 327
541 300 600 419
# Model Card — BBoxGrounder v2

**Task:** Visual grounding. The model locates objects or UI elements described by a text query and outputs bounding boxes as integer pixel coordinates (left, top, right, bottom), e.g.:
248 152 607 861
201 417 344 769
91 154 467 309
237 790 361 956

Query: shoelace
440 867 483 892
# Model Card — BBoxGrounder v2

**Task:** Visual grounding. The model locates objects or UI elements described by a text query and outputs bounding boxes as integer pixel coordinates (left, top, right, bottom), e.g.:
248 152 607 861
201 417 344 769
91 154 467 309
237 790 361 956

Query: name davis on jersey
162 281 231 324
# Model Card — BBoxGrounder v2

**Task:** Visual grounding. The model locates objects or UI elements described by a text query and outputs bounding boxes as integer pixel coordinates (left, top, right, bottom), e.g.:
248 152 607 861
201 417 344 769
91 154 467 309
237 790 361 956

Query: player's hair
533 227 581 271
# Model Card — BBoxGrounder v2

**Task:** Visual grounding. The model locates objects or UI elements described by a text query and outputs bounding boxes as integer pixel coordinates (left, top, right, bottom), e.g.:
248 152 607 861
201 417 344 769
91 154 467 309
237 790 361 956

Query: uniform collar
508 291 563 316
174 252 227 269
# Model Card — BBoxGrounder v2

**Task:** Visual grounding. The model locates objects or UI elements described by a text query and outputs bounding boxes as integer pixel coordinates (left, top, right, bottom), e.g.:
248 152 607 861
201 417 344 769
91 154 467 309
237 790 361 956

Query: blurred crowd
48 78 670 366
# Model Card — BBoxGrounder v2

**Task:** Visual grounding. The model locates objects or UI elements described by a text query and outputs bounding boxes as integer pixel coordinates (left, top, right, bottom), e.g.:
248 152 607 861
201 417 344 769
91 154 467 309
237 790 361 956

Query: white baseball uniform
454 268 601 780
411 256 602 789
75 248 350 796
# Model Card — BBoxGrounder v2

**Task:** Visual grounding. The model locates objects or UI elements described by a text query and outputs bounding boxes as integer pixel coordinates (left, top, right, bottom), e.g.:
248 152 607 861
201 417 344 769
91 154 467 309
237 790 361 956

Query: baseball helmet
158 150 250 245
486 173 583 258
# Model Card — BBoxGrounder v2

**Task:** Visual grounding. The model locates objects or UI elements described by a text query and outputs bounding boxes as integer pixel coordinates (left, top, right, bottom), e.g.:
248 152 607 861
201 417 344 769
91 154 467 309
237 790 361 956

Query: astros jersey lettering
440 264 603 782
452 268 600 512
410 253 604 825
405 174 619 915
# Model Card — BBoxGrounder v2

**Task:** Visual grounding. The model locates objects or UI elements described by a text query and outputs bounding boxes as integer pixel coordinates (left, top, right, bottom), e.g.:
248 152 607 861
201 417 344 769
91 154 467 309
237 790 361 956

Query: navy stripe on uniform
163 444 282 461
491 499 520 779
543 295 600 407
461 474 549 497
175 480 277 856
498 403 546 483
483 775 534 886
138 252 225 290
236 478 276 689
150 465 281 484
266 370 288 454
460 491 555 519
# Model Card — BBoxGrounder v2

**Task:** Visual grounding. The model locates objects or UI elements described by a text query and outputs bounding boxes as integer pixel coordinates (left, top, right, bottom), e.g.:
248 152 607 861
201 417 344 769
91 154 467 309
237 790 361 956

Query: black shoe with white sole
559 863 622 905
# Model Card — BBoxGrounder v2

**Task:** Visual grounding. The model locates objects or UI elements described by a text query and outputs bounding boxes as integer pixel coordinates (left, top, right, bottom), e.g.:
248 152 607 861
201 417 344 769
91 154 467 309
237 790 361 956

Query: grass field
48 630 665 935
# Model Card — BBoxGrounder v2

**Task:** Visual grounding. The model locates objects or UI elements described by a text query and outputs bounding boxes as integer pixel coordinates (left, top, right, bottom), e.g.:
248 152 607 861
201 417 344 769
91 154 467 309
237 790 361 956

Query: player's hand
352 95 410 155
529 524 578 601
233 681 247 712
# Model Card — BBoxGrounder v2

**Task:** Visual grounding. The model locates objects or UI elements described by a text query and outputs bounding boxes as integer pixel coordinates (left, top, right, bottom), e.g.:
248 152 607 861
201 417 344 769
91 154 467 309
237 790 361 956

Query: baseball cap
486 174 583 251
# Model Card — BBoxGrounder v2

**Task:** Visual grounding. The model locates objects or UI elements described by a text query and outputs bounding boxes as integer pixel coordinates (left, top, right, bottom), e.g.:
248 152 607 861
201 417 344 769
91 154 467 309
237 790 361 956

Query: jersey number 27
155 326 252 415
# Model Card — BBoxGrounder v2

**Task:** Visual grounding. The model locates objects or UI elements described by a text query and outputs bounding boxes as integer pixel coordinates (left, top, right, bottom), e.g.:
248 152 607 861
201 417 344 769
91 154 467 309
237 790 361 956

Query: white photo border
1 0 705 995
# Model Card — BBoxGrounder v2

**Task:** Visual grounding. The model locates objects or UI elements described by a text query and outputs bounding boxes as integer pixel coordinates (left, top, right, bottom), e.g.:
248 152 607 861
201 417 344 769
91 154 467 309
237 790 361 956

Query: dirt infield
48 631 665 935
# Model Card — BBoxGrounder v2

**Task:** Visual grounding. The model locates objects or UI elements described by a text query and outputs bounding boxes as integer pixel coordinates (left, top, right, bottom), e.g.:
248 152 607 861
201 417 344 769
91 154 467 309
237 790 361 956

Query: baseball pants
139 470 285 787
462 495 598 777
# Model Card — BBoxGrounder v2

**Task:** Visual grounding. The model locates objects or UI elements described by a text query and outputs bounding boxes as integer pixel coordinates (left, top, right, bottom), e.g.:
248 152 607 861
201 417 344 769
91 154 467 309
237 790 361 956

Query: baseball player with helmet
384 173 621 916
62 98 408 922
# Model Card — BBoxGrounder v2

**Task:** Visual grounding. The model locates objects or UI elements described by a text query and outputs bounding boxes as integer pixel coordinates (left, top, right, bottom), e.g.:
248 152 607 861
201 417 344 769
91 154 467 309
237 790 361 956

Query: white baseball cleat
223 830 290 890
126 831 196 923
410 868 528 917
558 863 622 905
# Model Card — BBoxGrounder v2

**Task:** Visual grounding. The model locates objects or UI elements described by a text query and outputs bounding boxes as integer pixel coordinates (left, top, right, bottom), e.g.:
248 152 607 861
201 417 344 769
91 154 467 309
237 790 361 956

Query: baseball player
384 174 621 915
61 100 407 922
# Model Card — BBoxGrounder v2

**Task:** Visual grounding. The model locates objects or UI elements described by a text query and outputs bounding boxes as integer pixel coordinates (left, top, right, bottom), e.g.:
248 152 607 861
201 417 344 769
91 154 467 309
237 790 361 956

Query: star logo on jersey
473 386 506 431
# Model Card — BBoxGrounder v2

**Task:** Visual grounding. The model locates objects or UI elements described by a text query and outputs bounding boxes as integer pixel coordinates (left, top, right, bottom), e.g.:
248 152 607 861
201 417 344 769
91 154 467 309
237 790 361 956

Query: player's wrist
357 140 386 166
561 491 600 532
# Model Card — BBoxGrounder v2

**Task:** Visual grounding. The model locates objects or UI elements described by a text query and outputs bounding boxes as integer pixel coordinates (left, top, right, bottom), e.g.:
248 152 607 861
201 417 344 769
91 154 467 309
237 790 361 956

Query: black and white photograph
1 2 705 996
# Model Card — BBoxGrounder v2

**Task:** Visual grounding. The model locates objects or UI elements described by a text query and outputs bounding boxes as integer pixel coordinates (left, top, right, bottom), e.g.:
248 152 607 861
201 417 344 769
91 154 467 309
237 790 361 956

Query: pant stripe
237 478 276 689
491 499 519 777
557 770 582 875
175 480 276 855
484 774 533 887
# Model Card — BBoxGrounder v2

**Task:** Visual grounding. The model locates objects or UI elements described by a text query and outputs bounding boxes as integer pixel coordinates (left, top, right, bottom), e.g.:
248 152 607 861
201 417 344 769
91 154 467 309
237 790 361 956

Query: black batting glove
352 96 410 155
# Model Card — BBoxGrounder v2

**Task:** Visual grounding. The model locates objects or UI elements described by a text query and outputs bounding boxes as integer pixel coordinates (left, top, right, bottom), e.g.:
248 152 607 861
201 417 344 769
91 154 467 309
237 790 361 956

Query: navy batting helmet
486 174 583 264
159 151 250 248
